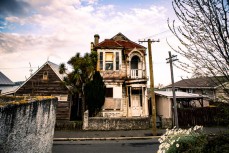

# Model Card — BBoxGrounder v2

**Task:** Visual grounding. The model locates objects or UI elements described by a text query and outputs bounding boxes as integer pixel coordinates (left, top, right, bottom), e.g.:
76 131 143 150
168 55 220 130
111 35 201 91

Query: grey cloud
0 0 31 17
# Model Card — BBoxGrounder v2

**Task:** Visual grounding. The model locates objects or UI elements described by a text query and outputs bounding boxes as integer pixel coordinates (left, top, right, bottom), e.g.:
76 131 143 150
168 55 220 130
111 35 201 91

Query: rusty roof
94 33 146 50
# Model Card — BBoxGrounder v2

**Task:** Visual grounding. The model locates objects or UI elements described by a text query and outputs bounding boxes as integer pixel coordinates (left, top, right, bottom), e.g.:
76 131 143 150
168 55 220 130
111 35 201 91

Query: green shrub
158 126 207 153
203 133 229 153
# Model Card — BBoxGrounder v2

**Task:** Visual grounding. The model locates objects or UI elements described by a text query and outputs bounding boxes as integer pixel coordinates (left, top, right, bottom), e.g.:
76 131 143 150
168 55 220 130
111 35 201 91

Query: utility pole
166 51 179 128
139 39 159 136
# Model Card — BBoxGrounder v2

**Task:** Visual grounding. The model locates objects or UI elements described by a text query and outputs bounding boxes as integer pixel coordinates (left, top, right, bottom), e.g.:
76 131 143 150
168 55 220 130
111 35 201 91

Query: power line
135 25 181 43
0 67 38 69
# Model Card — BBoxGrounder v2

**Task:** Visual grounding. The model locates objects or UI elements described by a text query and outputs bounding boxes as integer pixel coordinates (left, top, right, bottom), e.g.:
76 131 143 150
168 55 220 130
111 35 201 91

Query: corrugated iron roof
155 91 203 99
47 61 67 80
0 71 14 85
0 86 19 95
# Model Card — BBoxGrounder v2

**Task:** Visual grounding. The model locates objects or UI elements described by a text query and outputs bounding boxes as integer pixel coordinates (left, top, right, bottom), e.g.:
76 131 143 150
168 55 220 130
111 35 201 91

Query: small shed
155 91 205 128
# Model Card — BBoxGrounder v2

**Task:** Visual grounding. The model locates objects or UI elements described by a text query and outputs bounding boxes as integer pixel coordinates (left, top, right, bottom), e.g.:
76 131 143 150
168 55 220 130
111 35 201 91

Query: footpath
53 127 228 141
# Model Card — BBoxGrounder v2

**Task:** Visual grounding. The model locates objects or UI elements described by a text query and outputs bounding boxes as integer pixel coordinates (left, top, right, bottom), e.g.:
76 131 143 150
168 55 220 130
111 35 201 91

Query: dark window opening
106 88 113 97
131 56 140 69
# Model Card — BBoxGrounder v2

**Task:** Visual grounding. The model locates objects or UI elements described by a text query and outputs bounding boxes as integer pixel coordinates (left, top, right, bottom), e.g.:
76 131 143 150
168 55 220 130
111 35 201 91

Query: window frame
98 50 121 71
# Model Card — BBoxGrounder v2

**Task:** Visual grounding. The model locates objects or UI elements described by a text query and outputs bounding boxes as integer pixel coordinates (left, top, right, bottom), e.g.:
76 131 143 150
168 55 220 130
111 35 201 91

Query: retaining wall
0 97 58 153
83 111 150 130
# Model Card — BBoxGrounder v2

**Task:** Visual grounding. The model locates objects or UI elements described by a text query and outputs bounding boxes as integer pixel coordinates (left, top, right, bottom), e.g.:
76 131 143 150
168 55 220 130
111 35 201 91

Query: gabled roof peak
111 32 130 41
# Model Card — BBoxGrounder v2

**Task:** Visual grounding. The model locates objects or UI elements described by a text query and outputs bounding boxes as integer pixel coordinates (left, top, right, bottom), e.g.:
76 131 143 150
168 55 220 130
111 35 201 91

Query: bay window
99 50 121 71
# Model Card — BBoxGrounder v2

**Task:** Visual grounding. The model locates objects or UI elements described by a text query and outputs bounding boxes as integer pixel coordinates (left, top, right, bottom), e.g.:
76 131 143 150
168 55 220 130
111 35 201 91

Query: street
52 139 160 153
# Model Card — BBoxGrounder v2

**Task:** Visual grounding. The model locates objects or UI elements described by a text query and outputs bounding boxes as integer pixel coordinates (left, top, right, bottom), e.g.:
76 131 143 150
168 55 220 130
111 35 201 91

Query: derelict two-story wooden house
92 33 149 117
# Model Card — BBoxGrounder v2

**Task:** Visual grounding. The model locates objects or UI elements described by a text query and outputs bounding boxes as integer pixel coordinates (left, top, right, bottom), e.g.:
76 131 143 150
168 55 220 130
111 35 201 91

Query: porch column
129 86 132 117
126 86 129 117
142 87 145 116
144 87 149 116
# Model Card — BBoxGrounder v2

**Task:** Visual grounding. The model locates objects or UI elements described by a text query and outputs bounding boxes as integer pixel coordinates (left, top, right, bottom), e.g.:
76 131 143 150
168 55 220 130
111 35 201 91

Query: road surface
52 139 160 153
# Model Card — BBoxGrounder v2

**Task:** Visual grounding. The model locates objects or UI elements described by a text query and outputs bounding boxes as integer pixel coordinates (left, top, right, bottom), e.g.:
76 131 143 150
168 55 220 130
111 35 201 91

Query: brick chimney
94 34 100 46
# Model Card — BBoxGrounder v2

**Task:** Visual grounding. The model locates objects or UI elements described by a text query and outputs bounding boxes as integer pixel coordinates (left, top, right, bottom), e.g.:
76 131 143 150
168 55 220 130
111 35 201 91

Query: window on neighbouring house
99 52 103 70
105 52 113 70
43 71 48 80
106 87 113 97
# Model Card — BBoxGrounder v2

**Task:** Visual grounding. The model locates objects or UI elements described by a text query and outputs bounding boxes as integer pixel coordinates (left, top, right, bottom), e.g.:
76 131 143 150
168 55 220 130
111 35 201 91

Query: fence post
83 110 89 130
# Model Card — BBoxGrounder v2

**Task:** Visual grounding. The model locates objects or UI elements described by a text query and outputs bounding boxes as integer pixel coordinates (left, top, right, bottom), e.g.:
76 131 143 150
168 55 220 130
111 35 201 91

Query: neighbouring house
164 76 229 103
91 33 149 117
155 91 204 128
12 61 72 121
0 71 19 95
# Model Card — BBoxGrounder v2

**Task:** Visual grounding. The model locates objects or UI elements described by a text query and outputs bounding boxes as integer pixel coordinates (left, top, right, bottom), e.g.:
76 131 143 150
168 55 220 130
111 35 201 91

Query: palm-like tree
59 51 97 119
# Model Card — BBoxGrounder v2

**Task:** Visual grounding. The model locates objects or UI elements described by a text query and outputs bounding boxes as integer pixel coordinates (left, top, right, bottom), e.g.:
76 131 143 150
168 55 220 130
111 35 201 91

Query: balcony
130 69 142 79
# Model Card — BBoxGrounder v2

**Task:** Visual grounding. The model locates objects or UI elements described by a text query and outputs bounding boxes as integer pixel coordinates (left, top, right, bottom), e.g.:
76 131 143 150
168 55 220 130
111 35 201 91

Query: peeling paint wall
0 98 57 153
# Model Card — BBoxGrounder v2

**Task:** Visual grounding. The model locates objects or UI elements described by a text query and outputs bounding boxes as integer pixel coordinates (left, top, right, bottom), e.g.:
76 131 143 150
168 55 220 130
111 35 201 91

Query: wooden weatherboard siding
15 62 71 120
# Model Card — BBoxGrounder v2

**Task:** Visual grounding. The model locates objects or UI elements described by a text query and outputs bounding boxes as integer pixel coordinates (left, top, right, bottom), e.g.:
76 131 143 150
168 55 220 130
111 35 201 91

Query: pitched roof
0 86 20 95
47 61 67 80
95 33 146 50
166 76 229 89
0 71 14 86
13 61 69 94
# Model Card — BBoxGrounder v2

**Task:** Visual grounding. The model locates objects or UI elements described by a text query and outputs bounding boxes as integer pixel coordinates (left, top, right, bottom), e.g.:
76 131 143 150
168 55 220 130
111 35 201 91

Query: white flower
176 143 180 148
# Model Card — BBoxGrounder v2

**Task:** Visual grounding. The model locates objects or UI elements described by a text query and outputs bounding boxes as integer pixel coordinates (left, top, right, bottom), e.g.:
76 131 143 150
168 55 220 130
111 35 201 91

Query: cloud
1 2 169 53
0 0 185 84
0 0 32 17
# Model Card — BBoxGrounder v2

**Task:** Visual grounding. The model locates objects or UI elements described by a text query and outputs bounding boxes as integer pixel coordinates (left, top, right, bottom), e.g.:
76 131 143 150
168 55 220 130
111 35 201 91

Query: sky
0 0 190 87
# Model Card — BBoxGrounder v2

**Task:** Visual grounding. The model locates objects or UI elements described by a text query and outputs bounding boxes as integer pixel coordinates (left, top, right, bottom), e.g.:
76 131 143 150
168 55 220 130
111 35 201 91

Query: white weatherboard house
92 33 149 117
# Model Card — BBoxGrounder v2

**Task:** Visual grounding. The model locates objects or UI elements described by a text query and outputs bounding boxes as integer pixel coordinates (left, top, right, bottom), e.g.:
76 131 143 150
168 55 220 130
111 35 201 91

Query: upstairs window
43 71 48 80
105 52 113 70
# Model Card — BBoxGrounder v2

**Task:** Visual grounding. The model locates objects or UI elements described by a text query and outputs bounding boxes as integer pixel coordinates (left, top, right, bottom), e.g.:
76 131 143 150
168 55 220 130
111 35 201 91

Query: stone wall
0 97 58 153
161 118 173 129
83 112 150 130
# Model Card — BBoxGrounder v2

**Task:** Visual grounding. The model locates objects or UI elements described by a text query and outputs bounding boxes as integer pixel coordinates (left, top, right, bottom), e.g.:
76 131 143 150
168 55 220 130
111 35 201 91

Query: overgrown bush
157 126 229 153
157 126 207 153
214 103 229 126
203 133 229 153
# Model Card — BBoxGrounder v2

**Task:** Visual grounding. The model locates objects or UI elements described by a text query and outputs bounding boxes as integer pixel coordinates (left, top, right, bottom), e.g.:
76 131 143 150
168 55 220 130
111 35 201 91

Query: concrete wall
156 96 172 118
83 112 150 130
0 97 57 153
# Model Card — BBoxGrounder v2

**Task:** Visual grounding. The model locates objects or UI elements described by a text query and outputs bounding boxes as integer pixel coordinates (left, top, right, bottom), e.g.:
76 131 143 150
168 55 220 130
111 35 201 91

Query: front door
131 95 141 116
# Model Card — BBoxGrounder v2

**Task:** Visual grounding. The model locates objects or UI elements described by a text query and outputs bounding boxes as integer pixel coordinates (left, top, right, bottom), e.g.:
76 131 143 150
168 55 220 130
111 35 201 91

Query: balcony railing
130 69 142 79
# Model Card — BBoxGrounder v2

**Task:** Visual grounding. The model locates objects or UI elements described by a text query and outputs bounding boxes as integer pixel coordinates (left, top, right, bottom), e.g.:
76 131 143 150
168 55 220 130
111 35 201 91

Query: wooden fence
177 107 225 127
